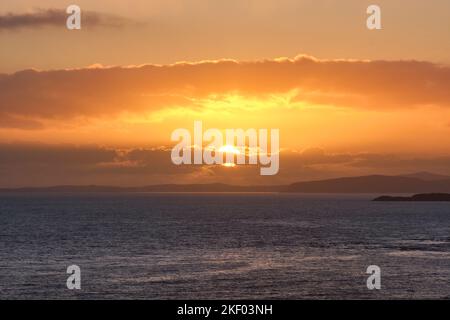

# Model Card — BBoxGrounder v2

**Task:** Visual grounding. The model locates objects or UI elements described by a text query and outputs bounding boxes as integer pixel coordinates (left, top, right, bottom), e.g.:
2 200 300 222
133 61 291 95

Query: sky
0 0 450 187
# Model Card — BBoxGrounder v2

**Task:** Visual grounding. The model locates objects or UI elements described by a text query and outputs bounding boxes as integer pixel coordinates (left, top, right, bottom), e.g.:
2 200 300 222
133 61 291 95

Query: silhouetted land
285 175 450 193
373 193 450 202
1 173 450 194
0 183 282 193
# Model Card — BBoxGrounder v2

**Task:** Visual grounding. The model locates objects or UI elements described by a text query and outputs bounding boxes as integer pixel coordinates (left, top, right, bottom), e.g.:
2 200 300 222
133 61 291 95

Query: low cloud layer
1 56 449 129
1 143 449 187
0 8 130 30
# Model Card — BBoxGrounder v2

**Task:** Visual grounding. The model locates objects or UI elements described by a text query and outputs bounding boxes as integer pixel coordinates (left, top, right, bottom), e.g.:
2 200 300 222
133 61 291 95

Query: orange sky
1 0 450 73
0 1 450 187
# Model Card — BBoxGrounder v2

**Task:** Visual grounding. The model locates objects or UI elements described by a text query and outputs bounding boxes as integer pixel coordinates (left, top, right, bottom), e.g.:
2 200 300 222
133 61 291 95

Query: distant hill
2 173 450 194
374 193 450 201
399 172 450 181
285 175 450 194
0 183 282 193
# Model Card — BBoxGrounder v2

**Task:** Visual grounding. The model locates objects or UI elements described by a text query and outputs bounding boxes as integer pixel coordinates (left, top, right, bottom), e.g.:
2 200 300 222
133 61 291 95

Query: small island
373 193 450 202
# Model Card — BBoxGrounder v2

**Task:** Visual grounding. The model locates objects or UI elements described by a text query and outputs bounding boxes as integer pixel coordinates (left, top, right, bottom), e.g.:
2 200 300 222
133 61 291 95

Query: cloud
0 113 44 130
1 55 449 129
1 143 450 187
0 143 116 165
0 143 199 187
0 8 131 30
349 153 450 170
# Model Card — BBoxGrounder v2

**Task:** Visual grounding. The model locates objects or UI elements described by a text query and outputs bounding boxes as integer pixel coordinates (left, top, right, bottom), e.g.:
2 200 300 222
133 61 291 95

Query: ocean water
0 192 449 300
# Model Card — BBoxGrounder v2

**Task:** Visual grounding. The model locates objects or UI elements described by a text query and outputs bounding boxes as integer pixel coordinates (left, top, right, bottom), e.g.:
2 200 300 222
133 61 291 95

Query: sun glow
218 145 241 155
218 145 240 168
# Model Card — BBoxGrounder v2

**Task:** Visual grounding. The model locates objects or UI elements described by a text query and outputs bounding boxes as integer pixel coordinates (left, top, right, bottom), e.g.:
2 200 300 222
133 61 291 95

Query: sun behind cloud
218 145 241 155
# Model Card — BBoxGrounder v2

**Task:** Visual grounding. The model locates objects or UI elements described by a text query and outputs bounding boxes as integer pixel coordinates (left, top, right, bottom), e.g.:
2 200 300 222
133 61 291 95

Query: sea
0 192 449 299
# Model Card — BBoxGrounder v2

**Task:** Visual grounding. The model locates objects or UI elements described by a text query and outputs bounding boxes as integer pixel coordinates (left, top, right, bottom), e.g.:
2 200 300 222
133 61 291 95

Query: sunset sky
1 0 450 187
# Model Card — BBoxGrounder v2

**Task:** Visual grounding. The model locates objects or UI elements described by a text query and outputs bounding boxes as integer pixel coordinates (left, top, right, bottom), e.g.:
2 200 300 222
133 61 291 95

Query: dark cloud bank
0 8 130 30
0 56 449 129
0 143 449 187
